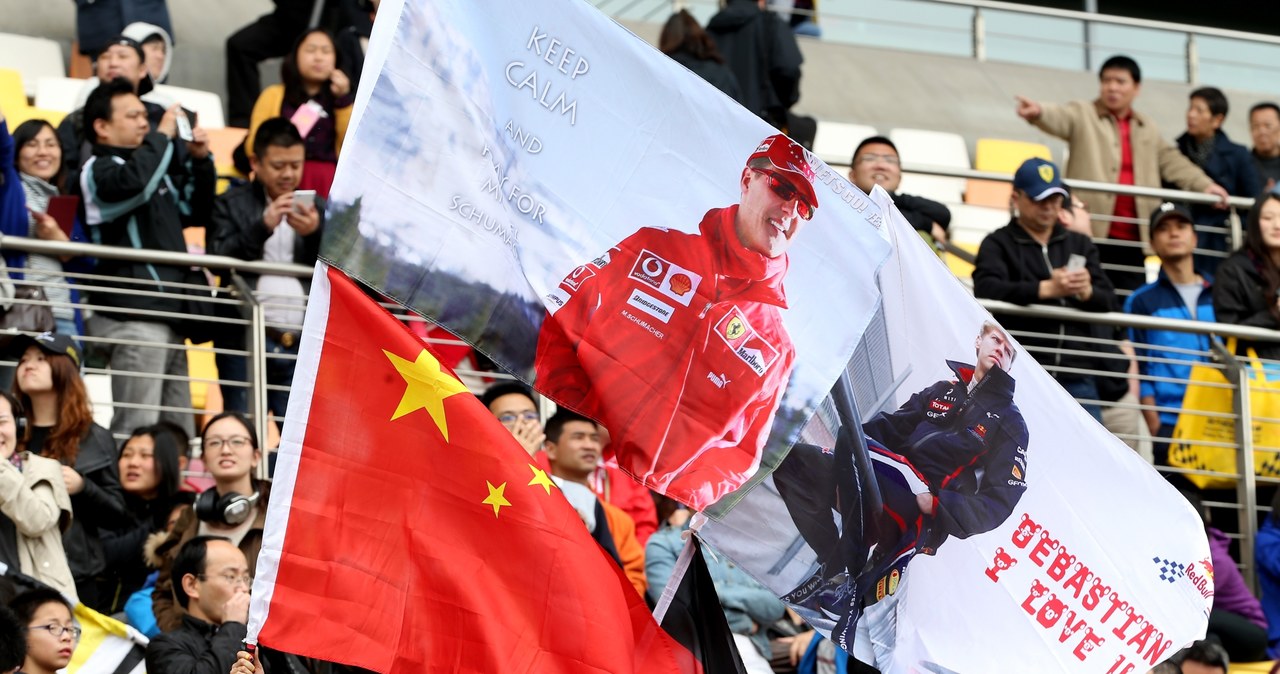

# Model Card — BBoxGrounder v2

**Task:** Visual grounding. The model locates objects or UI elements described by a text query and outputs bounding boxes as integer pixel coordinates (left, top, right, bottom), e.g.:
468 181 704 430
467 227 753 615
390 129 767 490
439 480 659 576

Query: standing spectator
1124 203 1215 486
706 0 803 135
78 78 216 438
659 10 742 103
208 119 322 417
2 112 93 337
334 0 380 96
480 381 545 459
74 0 172 60
848 135 951 247
1015 55 1229 292
247 29 352 198
10 333 127 610
0 392 75 600
225 0 314 129
1256 490 1280 659
144 536 251 674
8 588 78 674
1213 190 1280 361
1176 87 1262 272
1251 102 1280 191
973 158 1117 421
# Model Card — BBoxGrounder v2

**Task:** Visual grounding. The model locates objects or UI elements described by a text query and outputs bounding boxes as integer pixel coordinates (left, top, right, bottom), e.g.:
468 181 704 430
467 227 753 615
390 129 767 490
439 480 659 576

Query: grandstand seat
206 127 249 194
813 121 877 167
6 105 67 129
888 128 969 205
0 33 65 97
35 76 90 113
0 68 27 116
152 84 226 128
967 138 1054 208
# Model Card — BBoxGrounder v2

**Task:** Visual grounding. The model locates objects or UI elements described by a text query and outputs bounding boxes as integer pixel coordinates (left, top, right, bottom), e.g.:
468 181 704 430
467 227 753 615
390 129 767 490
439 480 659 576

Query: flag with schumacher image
322 0 892 512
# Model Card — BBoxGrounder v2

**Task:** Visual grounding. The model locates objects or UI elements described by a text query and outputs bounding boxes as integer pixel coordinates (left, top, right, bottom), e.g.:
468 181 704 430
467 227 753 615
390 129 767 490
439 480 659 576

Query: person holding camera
208 118 323 418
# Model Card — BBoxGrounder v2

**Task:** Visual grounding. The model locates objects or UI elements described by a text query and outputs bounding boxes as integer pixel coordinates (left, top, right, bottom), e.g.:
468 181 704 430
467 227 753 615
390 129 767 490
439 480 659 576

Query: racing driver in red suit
534 134 818 509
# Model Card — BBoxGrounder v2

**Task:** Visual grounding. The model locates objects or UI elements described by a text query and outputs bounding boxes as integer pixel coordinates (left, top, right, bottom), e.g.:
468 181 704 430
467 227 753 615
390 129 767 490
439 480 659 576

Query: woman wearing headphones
149 411 267 633
9 333 126 611
0 391 75 598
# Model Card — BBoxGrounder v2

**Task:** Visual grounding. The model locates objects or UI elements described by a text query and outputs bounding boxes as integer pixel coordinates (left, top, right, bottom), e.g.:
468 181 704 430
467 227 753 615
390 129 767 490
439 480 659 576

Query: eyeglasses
200 571 254 587
856 153 901 166
29 623 81 639
205 436 252 452
753 170 814 221
496 411 540 425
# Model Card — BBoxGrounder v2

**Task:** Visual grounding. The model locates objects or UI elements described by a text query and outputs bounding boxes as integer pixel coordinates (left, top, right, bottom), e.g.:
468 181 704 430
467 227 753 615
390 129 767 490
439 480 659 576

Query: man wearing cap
973 158 1117 420
1124 202 1215 485
535 134 812 509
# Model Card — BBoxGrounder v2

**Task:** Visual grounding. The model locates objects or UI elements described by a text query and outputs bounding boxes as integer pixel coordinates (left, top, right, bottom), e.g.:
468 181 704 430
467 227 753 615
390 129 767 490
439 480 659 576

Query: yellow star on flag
383 348 469 440
482 481 512 517
527 464 555 495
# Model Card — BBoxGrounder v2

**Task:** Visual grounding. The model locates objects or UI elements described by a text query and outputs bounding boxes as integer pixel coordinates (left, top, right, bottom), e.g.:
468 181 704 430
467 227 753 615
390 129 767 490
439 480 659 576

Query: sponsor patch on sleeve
628 249 702 307
714 306 780 376
559 264 597 293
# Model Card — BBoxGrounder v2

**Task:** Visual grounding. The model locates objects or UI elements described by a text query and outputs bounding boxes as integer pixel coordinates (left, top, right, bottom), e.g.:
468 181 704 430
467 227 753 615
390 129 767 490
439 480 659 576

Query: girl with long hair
659 9 742 102
9 333 126 611
1214 189 1280 360
246 28 352 198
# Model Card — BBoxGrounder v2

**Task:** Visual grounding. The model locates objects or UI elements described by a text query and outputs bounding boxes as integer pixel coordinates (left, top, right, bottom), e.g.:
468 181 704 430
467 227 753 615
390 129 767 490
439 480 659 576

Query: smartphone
175 111 193 142
1067 254 1086 272
44 195 79 238
292 190 317 213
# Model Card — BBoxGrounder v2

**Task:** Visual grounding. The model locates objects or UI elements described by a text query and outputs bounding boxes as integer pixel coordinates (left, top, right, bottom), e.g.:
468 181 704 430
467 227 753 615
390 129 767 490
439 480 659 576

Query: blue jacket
1256 516 1280 656
798 634 850 674
0 120 27 270
1176 130 1263 231
1124 270 1215 427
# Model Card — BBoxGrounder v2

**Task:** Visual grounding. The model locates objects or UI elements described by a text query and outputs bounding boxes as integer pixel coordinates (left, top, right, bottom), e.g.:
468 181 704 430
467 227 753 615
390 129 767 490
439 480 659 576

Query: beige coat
0 452 75 599
1032 99 1213 247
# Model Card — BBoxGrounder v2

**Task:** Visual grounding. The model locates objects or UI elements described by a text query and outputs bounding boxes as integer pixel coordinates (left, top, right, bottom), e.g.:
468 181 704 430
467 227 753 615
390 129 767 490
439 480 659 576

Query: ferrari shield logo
1038 164 1054 182
724 316 746 340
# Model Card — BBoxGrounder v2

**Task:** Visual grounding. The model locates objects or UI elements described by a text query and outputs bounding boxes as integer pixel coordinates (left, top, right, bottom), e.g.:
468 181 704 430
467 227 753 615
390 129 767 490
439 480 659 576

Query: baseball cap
1013 158 1068 202
1149 202 1194 233
747 134 819 212
2 332 82 369
101 35 154 95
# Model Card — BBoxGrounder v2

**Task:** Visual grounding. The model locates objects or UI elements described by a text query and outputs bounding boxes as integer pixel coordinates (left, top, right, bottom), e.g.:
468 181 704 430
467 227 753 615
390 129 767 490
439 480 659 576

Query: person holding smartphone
208 118 323 418
973 158 1117 421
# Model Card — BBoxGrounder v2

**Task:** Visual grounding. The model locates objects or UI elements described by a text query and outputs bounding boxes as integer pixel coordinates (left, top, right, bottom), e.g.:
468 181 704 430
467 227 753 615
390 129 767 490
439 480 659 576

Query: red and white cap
746 134 819 210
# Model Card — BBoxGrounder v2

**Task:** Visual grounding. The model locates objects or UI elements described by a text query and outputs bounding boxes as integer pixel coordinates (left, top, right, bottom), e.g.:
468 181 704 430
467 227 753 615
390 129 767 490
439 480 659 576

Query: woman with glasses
9 587 78 674
8 333 125 611
0 392 75 600
149 412 268 633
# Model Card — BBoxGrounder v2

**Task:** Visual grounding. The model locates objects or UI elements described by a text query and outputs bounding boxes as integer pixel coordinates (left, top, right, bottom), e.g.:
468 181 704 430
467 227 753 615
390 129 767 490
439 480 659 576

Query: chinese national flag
247 263 699 674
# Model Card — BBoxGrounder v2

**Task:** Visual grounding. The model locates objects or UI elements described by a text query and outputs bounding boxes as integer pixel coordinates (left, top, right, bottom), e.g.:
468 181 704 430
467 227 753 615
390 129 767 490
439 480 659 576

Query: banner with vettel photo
698 189 1213 672
323 0 892 511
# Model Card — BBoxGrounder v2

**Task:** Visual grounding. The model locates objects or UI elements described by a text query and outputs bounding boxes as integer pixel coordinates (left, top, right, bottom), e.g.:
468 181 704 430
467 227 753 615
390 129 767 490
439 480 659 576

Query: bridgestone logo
626 288 674 324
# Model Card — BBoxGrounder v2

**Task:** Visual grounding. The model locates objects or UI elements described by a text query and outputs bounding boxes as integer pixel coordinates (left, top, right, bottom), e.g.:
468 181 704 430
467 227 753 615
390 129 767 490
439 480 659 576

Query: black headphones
0 392 29 444
195 487 261 526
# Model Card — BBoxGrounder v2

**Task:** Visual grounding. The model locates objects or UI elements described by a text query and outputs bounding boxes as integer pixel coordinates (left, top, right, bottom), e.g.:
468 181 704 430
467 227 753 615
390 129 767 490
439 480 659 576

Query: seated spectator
73 0 171 61
1251 102 1280 191
480 381 545 459
1256 490 1280 658
247 29 353 199
543 410 646 598
973 158 1117 420
1183 491 1268 662
78 77 215 438
144 535 251 674
0 604 24 672
0 391 74 599
10 333 125 609
1213 189 1280 361
1176 87 1261 272
8 588 77 674
848 136 951 247
226 1 317 128
74 22 178 110
101 425 195 615
209 119 323 417
647 500 785 674
659 10 742 102
1124 203 1216 486
1016 55 1227 292
1 110 93 337
150 412 266 633
1175 639 1230 674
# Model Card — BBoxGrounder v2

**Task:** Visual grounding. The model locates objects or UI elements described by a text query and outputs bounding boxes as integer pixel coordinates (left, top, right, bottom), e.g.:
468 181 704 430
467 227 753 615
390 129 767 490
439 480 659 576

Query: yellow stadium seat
966 138 1054 209
1229 661 1275 673
0 68 27 117
6 105 65 129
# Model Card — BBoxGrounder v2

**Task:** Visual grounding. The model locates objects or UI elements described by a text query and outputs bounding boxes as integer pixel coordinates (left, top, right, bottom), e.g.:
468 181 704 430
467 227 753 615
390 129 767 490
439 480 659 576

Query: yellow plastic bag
1169 344 1280 489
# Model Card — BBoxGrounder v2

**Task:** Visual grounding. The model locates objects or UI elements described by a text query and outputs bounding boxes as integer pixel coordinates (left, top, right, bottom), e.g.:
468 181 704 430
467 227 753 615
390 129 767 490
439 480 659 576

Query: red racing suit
535 205 796 509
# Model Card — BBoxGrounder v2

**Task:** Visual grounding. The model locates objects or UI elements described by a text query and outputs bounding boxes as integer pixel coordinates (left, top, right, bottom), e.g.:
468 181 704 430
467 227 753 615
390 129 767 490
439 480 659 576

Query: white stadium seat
889 128 970 205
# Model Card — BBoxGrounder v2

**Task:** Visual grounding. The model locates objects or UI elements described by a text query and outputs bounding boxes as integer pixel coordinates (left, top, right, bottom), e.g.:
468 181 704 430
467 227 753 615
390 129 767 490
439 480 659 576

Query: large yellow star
482 481 511 517
383 348 469 440
527 464 555 495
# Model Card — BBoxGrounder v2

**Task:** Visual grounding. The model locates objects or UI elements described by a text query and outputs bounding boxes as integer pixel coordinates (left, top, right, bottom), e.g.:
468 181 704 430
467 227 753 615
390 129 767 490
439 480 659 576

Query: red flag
248 263 698 674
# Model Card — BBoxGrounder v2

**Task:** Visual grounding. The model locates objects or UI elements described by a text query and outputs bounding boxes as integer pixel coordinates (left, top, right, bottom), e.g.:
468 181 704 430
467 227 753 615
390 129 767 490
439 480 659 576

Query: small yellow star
527 465 555 495
482 481 512 518
383 348 469 440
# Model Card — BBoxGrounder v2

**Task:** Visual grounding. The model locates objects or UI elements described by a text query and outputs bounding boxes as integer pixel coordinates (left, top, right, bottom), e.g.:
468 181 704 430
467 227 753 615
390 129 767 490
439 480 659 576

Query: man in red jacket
535 134 817 509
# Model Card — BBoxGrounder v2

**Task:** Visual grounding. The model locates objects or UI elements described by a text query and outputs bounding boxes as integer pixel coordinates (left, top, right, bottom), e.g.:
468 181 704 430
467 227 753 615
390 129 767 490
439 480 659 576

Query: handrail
0 236 314 279
977 299 1280 343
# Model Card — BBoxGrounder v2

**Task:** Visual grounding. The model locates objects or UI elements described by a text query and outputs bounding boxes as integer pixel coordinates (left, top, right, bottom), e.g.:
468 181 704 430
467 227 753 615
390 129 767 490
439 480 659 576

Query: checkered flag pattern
1153 556 1185 583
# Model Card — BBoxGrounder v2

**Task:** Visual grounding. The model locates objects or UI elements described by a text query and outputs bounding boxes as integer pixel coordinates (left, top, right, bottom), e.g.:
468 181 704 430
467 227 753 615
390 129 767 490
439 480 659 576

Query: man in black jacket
79 78 216 437
706 0 803 131
973 158 1117 420
208 118 322 417
849 136 952 247
145 536 252 674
